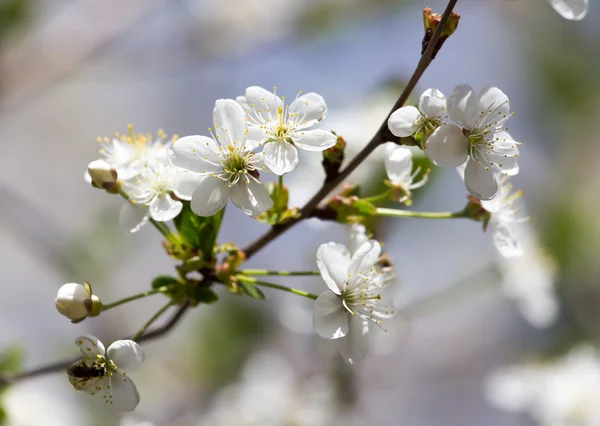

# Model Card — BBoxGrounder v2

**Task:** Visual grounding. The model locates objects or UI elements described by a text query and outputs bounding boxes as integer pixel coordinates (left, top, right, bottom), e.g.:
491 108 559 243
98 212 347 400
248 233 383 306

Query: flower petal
476 86 510 129
107 340 145 372
348 223 368 255
246 126 267 149
171 135 221 173
316 242 351 294
347 240 381 288
492 222 523 258
419 88 446 119
109 373 140 412
313 291 348 339
149 194 182 222
288 92 328 125
213 99 247 150
75 335 105 358
339 317 370 365
425 125 468 167
384 144 413 184
464 159 498 200
244 86 283 121
547 0 588 20
262 141 299 175
291 129 337 152
173 170 202 200
119 203 149 233
230 179 273 216
488 131 519 176
447 84 477 128
190 177 229 217
387 106 421 137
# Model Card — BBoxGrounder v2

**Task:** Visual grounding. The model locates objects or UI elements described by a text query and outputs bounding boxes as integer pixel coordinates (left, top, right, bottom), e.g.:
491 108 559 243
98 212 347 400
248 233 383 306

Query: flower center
221 149 256 185
418 116 442 136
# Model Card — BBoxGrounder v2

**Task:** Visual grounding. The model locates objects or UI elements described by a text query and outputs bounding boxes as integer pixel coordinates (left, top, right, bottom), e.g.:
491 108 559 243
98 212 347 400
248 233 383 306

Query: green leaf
151 275 180 290
193 287 219 304
353 199 377 216
0 344 23 374
173 201 224 260
238 282 265 300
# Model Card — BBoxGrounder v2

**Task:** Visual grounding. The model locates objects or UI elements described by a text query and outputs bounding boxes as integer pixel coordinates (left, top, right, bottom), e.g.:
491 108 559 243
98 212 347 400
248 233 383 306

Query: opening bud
87 160 119 193
422 8 460 58
55 282 102 323
322 134 346 182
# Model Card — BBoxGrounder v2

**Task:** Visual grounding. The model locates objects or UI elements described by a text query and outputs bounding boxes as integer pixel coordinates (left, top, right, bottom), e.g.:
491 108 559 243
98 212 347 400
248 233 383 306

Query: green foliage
0 0 31 46
173 201 224 261
193 287 219 304
151 275 180 290
237 281 266 300
256 182 300 225
0 344 23 375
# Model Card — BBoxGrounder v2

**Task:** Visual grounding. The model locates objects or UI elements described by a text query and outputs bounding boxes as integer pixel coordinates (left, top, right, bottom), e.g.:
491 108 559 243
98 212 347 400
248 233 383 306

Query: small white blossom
387 88 447 139
547 0 588 20
120 158 200 230
427 85 521 200
485 346 600 426
171 99 273 217
313 240 395 364
236 86 337 175
55 282 101 322
384 143 429 204
68 335 144 412
87 160 118 189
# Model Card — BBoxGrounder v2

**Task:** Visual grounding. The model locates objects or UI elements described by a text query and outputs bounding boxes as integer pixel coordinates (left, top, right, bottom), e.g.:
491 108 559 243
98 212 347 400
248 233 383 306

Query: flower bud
55 282 102 323
87 160 119 193
322 135 346 182
422 8 460 58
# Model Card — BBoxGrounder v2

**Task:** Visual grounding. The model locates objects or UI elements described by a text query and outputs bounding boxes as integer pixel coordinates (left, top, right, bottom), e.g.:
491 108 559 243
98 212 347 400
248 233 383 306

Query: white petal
246 126 267 148
347 240 381 287
190 177 229 217
288 92 328 125
173 170 202 200
464 159 498 200
547 0 588 20
316 242 351 294
262 141 299 175
425 125 469 167
488 131 519 176
387 106 421 137
229 179 273 216
109 373 140 412
149 194 182 222
492 222 523 258
348 224 368 255
291 129 337 152
385 145 413 184
119 203 149 233
476 86 510 129
171 135 221 173
107 340 145 372
244 86 283 120
75 335 105 358
313 291 348 339
339 317 370 365
235 95 251 113
419 88 447 119
213 99 248 150
447 84 477 128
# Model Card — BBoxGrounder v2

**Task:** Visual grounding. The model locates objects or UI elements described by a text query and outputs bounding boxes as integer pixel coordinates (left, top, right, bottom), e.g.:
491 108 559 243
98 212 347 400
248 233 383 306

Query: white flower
348 223 368 255
313 240 395 364
387 88 447 139
120 158 200 230
92 127 172 181
384 143 429 204
87 160 118 189
55 282 101 322
485 346 600 426
547 0 588 20
68 335 144 412
171 99 273 217
427 85 521 200
236 86 337 175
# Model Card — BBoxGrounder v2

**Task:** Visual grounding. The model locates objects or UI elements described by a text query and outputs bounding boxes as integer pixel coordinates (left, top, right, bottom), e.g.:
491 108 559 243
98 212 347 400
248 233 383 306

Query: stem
361 191 391 204
236 275 319 300
101 286 173 311
241 0 459 260
275 174 284 223
131 301 173 342
237 269 321 277
375 207 467 219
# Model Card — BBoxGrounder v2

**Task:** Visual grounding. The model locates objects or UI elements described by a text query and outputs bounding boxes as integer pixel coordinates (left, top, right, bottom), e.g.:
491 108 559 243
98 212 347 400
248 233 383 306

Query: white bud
55 283 92 322
87 159 117 188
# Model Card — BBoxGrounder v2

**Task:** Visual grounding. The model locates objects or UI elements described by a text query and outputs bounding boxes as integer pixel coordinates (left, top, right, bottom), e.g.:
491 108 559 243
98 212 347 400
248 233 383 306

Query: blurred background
0 0 598 424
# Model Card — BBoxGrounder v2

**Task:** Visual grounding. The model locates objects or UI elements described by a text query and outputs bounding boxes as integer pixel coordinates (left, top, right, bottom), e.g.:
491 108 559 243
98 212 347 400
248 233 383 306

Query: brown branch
0 302 190 387
242 0 459 260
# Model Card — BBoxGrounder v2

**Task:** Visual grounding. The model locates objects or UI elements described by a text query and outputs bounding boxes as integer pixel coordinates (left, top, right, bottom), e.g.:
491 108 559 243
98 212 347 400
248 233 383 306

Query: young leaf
173 201 225 260
151 275 180 289
238 282 266 300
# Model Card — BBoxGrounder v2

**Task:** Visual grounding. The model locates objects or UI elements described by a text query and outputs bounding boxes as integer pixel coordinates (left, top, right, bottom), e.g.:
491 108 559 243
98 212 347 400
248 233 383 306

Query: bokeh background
0 0 598 425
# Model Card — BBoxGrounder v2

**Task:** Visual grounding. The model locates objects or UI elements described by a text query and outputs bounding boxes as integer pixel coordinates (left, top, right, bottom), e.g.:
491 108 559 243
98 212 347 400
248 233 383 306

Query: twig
241 0 459 260
0 301 190 387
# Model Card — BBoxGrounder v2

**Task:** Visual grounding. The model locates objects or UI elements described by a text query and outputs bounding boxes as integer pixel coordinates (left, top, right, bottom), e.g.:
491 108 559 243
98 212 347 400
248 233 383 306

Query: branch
242 0 459 260
0 301 190 387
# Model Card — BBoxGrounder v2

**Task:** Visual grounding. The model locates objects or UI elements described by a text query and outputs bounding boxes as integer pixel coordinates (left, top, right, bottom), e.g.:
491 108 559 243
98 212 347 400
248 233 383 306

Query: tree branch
242 0 459 260
0 301 190 387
